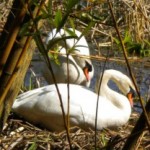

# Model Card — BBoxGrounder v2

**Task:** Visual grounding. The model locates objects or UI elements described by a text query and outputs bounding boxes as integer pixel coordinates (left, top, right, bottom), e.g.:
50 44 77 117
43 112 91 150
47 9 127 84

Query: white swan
40 28 94 87
12 70 135 132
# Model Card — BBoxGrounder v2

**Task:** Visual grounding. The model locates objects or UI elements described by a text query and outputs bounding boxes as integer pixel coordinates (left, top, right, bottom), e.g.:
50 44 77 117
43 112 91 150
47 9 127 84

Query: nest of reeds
1 111 149 150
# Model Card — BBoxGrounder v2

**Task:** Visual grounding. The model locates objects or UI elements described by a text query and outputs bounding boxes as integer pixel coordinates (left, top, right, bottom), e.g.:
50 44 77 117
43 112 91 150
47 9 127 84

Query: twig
94 38 110 149
7 136 23 150
48 50 149 65
29 68 41 88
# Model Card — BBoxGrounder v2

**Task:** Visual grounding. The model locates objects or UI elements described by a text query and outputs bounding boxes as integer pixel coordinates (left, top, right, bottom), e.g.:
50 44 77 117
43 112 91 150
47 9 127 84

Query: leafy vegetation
114 30 150 57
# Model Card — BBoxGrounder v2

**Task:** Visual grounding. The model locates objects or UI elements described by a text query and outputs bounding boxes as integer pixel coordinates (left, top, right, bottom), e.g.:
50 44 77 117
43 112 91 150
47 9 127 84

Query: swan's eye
129 87 135 97
126 87 136 107
85 61 92 72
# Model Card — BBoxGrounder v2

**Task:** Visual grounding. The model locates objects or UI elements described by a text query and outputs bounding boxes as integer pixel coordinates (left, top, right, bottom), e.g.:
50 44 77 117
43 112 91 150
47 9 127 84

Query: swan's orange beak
83 67 90 81
127 92 133 107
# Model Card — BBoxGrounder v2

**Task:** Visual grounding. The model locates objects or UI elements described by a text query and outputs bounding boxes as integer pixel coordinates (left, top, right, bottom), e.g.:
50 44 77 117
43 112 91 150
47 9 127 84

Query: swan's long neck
95 71 132 128
99 71 131 112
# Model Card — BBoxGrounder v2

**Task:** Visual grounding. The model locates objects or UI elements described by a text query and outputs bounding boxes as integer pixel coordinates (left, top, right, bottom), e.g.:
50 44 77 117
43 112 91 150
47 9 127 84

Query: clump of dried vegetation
1 112 149 150
0 0 150 149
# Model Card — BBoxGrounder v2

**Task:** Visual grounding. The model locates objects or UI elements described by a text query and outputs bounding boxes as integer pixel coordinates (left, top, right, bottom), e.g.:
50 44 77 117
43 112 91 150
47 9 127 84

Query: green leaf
33 31 47 59
54 10 62 28
140 49 150 57
69 18 75 31
65 28 77 37
68 22 94 54
46 0 52 14
19 21 31 37
48 45 61 65
34 12 52 23
56 13 68 32
113 37 120 45
55 0 79 31
144 39 150 47
75 21 94 46
28 142 37 150
100 133 107 147
81 21 95 37
66 0 79 11
124 30 132 44
47 35 77 51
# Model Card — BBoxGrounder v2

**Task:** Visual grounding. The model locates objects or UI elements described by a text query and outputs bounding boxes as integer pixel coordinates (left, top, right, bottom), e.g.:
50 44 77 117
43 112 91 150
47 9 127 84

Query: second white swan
32 28 94 87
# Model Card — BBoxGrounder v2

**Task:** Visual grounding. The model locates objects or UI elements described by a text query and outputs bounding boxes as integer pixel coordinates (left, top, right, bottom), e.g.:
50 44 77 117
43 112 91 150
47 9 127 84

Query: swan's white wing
12 84 96 130
12 84 131 131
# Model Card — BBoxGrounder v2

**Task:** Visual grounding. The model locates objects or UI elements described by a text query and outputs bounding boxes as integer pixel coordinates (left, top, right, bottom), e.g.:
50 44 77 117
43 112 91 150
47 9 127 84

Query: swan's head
82 60 94 82
72 55 94 82
116 73 135 95
126 87 135 107
117 77 135 107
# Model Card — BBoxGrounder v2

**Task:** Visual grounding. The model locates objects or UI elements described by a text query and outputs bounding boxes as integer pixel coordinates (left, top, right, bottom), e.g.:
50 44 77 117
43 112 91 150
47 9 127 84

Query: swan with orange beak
38 28 94 87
